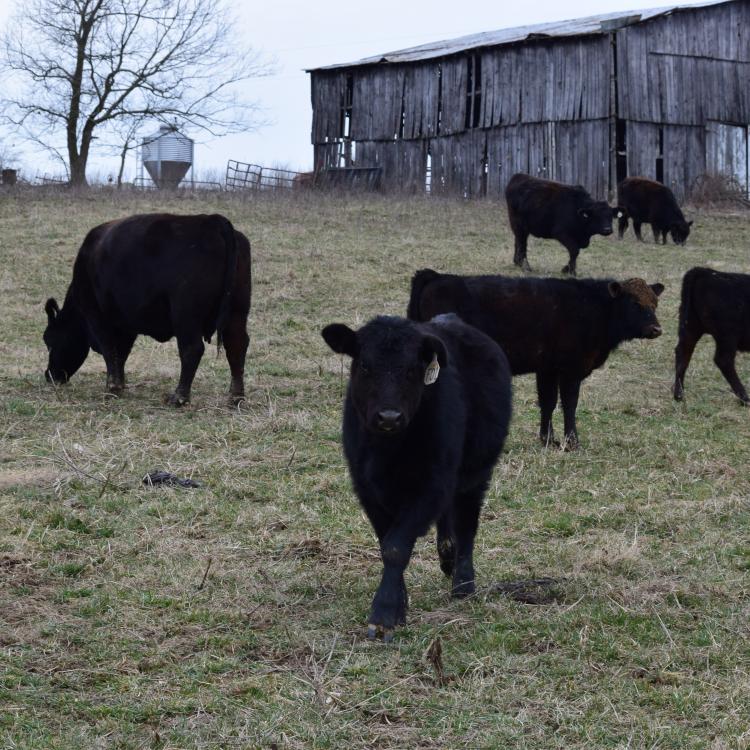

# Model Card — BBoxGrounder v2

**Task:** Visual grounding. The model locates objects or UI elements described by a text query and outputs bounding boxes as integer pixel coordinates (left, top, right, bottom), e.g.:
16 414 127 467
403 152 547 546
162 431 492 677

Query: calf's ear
321 323 358 358
45 298 59 322
687 220 694 227
651 283 665 297
613 206 626 219
608 281 622 298
420 334 448 368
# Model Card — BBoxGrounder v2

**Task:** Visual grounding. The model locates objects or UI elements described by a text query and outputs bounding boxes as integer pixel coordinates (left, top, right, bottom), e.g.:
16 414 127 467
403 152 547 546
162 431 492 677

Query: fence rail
226 161 303 191
132 177 223 191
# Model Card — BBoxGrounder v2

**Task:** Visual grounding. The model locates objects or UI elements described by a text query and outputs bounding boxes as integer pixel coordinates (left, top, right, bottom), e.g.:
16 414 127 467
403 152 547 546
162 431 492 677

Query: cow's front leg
368 556 411 642
112 332 136 392
367 498 439 641
561 246 580 276
512 230 531 272
617 214 629 239
559 376 582 450
89 321 125 395
168 334 205 406
536 371 559 447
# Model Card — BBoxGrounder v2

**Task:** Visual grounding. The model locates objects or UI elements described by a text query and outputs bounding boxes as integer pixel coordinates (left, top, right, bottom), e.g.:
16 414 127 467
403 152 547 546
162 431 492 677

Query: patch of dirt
487 578 567 605
0 466 60 489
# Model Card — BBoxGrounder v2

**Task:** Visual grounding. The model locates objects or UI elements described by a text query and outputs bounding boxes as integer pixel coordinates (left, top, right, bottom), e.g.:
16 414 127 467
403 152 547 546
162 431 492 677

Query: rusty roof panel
308 0 732 71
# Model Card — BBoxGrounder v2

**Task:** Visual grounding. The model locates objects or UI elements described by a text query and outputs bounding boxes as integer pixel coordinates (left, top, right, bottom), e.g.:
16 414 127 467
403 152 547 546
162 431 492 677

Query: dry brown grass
0 188 749 749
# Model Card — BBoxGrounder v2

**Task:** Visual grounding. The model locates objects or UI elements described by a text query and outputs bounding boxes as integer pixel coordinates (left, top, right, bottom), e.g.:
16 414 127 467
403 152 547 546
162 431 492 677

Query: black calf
322 315 511 641
674 267 750 404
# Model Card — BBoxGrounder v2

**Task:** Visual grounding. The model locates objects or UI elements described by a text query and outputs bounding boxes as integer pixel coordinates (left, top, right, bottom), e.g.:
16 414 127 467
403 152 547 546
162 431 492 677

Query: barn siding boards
617 3 750 126
483 120 609 199
354 140 428 192
663 124 705 200
310 1 750 198
626 121 659 179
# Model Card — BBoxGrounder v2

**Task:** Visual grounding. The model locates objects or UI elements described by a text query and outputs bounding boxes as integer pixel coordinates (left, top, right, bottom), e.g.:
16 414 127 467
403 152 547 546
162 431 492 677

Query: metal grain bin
141 125 193 189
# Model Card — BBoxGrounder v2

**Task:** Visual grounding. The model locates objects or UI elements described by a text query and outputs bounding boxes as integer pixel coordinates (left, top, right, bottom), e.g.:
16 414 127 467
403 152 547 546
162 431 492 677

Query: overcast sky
0 0 713 182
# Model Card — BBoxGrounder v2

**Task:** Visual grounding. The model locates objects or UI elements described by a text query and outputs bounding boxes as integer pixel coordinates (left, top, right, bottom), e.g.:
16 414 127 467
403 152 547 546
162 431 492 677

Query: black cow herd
42 172 750 641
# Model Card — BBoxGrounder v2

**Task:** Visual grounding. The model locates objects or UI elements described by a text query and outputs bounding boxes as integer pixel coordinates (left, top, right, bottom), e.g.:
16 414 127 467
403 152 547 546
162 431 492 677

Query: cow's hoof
437 539 455 577
672 386 684 401
540 435 560 449
561 265 576 276
165 392 190 407
562 436 580 452
739 396 750 407
106 378 124 395
367 623 395 643
451 580 475 598
229 393 246 407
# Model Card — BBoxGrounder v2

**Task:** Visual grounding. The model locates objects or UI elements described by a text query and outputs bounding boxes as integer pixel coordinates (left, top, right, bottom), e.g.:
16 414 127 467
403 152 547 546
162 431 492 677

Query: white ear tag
424 353 440 385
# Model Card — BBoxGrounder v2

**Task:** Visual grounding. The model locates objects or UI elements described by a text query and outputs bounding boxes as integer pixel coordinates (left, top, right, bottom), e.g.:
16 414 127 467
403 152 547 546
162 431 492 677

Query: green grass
1 187 749 749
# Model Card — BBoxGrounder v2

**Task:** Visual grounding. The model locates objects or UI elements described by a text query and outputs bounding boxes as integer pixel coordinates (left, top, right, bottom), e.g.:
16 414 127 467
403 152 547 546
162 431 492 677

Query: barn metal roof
308 0 732 71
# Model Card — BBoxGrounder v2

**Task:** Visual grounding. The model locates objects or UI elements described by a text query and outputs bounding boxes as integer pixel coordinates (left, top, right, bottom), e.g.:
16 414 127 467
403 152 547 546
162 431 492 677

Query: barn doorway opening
655 127 664 183
338 74 354 167
465 54 482 129
706 121 749 197
615 118 627 185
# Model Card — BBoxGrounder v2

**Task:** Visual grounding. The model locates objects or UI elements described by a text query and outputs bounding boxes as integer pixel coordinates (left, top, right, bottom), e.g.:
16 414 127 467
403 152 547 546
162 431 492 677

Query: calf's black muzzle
376 409 405 434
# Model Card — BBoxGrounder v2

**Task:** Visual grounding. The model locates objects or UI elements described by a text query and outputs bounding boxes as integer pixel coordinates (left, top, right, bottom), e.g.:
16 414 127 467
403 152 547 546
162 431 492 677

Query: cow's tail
407 268 441 321
678 267 705 338
215 215 238 352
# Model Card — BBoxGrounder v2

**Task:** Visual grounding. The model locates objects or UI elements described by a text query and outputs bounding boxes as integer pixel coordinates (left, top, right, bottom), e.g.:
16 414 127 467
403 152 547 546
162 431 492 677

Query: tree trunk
116 142 130 188
69 154 88 186
69 122 95 187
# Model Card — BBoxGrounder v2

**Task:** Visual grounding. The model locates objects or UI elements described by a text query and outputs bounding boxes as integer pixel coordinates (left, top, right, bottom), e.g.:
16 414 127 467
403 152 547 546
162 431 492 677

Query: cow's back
74 213 248 343
505 173 588 235
410 272 611 375
681 268 750 350
618 177 682 222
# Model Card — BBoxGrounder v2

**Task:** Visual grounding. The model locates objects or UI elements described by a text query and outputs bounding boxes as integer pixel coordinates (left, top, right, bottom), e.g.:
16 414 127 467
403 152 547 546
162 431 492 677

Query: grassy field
1 187 749 749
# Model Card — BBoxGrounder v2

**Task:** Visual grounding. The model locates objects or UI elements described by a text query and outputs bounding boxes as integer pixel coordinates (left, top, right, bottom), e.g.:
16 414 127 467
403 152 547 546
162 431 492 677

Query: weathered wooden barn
308 0 750 200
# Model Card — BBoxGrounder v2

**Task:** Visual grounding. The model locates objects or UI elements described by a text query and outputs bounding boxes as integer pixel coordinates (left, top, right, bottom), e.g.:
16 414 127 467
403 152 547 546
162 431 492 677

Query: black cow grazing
408 269 664 449
617 177 692 245
505 172 621 276
43 213 251 405
673 267 750 404
321 315 511 641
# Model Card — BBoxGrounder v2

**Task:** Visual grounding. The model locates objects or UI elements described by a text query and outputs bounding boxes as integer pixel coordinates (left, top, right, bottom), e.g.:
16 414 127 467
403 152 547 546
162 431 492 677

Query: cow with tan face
408 270 665 449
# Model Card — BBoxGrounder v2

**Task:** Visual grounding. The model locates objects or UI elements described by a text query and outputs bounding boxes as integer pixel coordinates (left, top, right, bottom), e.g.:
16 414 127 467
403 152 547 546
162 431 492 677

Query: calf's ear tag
424 353 440 385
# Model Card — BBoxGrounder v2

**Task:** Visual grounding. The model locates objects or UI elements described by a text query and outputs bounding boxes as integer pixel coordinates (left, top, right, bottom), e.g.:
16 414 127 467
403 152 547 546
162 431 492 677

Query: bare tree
1 0 270 186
